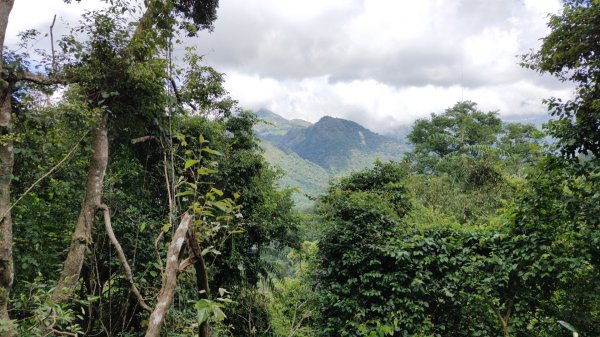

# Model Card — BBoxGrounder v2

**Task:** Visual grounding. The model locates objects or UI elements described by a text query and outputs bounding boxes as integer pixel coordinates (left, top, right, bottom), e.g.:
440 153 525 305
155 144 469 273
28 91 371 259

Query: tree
408 101 502 160
51 0 221 307
0 0 16 325
515 0 600 334
521 0 600 158
404 101 542 225
314 162 410 336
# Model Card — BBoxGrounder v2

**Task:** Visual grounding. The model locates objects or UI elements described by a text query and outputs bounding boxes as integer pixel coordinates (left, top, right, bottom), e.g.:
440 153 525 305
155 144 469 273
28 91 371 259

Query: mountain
276 116 406 172
254 109 312 143
260 140 332 209
254 110 410 208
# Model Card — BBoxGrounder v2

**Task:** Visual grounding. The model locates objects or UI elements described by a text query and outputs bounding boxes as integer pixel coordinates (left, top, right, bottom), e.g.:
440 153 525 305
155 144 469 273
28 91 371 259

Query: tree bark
145 213 192 337
0 82 14 328
0 0 16 329
0 0 15 57
51 114 108 305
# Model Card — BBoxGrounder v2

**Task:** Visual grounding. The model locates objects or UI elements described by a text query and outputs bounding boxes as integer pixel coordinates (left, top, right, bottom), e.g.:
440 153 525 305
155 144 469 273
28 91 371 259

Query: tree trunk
145 213 192 337
0 1 14 55
0 0 16 330
0 83 14 327
188 227 210 337
50 0 158 307
51 114 108 305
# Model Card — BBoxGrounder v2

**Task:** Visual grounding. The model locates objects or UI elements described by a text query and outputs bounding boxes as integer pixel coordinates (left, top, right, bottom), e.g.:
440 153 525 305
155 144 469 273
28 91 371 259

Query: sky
6 0 572 134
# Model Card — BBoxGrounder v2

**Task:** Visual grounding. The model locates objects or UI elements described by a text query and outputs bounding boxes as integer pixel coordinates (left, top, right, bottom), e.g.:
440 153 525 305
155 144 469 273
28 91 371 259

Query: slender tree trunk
145 213 192 337
0 0 14 54
50 0 158 307
196 254 210 337
51 114 108 304
0 84 14 327
188 227 210 337
0 0 16 330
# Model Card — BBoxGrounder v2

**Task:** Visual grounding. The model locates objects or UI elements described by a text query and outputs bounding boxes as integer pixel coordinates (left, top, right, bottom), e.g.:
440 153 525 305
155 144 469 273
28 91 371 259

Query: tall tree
521 0 600 158
51 0 221 306
0 0 16 325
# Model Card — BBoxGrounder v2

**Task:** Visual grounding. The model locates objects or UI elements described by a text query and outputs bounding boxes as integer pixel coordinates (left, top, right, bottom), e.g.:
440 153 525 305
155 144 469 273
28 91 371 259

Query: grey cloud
194 0 557 89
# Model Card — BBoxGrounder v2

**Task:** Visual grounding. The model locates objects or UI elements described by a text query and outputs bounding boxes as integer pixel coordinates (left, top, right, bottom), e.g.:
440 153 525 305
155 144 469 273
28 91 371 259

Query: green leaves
195 299 226 325
184 159 200 170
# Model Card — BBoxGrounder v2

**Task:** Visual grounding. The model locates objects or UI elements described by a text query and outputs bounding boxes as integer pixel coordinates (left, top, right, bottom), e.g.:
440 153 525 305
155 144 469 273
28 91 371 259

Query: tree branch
98 204 152 313
169 77 197 111
16 70 64 85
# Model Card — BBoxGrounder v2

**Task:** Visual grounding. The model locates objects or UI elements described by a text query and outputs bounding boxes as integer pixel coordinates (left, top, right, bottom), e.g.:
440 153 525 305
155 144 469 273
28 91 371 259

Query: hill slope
277 116 407 172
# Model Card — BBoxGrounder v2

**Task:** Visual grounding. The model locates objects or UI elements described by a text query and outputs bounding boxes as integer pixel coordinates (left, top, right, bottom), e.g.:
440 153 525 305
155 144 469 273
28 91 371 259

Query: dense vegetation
0 0 597 336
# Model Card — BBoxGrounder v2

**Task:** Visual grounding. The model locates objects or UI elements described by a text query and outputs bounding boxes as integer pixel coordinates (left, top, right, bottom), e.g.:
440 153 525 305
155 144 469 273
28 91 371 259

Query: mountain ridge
254 109 410 208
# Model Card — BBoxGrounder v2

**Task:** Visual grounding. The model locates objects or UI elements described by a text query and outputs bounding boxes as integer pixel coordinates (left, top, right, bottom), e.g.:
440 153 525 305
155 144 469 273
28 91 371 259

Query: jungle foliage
0 0 598 336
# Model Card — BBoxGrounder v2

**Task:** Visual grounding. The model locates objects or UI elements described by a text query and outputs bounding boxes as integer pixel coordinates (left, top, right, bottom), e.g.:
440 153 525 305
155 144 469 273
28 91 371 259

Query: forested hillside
255 111 410 208
0 1 598 337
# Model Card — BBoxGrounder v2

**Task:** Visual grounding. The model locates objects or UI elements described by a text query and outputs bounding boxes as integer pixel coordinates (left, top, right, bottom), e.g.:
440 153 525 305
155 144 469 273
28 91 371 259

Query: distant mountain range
254 109 410 208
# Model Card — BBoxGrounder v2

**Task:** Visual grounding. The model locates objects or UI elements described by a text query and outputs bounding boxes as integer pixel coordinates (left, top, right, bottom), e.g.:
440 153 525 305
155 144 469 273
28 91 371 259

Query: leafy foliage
521 0 600 157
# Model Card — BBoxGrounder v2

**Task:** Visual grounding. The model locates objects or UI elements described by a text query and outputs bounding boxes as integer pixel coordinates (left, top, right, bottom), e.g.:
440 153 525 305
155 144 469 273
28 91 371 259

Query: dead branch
50 14 56 72
177 256 195 271
131 135 157 144
98 204 152 313
16 70 64 85
145 213 192 337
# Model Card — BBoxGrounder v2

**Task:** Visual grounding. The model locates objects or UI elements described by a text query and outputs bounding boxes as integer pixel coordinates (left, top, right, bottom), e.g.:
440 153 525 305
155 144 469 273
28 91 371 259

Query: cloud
196 0 562 87
223 72 571 134
186 0 573 133
6 0 572 134
5 0 107 47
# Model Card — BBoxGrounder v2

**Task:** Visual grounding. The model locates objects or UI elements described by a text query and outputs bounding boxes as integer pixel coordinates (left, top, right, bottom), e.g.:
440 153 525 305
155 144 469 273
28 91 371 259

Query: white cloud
6 0 571 133
224 72 572 134
6 0 106 47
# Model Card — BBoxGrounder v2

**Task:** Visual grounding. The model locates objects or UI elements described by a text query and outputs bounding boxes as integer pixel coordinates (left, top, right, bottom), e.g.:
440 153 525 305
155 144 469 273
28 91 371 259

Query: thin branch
177 256 195 271
17 70 64 85
50 14 56 72
98 204 152 313
169 77 197 111
288 309 312 337
1 132 87 221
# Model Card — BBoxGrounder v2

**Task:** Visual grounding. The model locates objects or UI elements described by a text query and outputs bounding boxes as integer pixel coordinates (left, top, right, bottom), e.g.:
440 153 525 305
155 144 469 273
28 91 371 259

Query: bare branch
98 204 152 313
131 135 157 144
17 70 63 85
178 256 195 271
50 14 57 72
169 77 197 111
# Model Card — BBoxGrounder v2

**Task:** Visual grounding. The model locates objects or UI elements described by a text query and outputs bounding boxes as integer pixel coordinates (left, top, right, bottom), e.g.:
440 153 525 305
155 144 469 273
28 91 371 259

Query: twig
98 204 152 313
